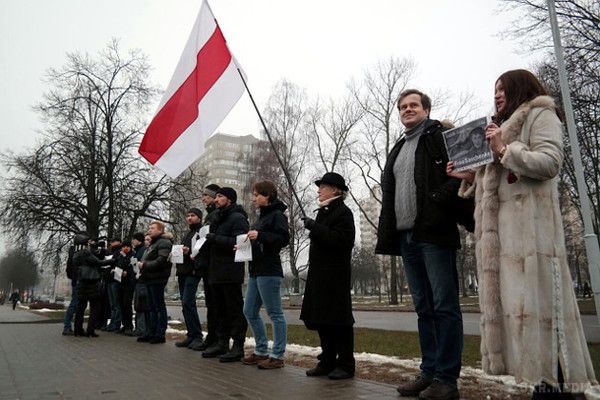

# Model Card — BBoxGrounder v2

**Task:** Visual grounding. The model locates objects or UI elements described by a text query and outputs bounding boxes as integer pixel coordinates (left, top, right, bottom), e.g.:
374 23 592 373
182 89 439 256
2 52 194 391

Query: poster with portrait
443 117 493 171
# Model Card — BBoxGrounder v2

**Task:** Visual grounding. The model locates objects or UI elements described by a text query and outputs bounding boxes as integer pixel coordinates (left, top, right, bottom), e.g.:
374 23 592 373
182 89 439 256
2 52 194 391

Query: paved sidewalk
0 305 53 323
0 322 405 400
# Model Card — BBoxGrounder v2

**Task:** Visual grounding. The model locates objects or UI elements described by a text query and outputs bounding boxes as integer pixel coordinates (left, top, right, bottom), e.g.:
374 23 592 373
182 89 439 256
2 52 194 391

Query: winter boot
201 340 229 358
219 339 244 363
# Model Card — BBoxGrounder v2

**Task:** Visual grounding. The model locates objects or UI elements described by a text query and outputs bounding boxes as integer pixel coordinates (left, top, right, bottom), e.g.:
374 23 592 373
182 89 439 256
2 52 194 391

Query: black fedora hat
314 172 349 191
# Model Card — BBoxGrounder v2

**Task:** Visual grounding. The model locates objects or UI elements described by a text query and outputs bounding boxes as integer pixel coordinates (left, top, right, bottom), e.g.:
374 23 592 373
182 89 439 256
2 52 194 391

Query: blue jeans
243 276 287 359
178 275 202 339
147 282 167 338
399 230 463 385
63 281 78 330
107 281 122 328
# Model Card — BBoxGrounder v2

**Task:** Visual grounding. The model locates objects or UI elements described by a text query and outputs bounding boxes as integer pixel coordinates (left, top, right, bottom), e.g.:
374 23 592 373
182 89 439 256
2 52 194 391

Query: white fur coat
460 96 596 385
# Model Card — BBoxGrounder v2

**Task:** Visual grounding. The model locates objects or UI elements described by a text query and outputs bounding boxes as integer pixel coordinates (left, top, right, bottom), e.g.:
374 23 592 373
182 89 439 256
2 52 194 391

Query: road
166 305 600 343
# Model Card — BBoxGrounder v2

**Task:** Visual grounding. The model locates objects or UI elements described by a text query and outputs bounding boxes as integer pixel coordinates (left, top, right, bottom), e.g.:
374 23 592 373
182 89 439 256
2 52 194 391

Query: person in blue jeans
375 89 474 400
241 181 290 369
174 208 205 350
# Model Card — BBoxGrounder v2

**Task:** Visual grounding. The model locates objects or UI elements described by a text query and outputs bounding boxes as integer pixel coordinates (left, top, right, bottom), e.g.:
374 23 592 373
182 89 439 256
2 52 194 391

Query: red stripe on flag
139 26 232 164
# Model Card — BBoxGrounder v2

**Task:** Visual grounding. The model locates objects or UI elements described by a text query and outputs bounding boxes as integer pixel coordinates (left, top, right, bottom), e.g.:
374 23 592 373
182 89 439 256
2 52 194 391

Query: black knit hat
203 184 221 198
187 207 203 219
314 172 349 191
216 187 237 203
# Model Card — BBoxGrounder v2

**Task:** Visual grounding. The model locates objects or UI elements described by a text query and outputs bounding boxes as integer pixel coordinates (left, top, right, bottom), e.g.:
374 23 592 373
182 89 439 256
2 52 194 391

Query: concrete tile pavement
0 322 408 400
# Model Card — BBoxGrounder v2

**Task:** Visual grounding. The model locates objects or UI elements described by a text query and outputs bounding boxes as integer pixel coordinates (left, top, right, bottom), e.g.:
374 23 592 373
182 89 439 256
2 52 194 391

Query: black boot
219 339 244 363
202 340 228 358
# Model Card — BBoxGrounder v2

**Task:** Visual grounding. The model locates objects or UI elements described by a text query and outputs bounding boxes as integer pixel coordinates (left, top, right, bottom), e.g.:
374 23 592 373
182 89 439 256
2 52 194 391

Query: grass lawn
271 324 600 378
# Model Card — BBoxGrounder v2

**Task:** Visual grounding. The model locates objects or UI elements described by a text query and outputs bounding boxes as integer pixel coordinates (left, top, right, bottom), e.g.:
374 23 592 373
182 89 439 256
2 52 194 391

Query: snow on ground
164 325 530 393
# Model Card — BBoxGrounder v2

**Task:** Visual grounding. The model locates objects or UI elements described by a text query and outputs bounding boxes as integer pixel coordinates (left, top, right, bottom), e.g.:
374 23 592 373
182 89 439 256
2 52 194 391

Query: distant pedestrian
9 290 20 310
300 172 356 380
583 281 592 299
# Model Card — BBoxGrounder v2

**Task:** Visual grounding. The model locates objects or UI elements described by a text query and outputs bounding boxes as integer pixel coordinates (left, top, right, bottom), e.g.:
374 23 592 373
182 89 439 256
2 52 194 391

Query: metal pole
235 68 307 218
547 0 600 322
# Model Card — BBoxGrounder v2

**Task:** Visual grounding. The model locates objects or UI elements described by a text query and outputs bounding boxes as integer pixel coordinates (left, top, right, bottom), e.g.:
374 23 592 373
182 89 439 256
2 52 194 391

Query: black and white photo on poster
442 117 493 171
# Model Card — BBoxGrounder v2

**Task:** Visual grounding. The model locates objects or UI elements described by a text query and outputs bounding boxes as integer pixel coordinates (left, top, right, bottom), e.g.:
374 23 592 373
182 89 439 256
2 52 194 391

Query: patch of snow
167 319 182 324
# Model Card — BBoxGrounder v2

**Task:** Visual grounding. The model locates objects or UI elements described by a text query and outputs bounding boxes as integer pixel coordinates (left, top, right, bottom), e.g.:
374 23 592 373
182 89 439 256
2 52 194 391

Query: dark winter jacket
139 233 173 285
108 245 123 283
300 197 355 327
9 292 20 303
116 250 136 287
375 118 474 256
194 203 219 274
66 245 76 280
176 223 202 277
249 200 290 277
207 204 249 284
73 248 115 298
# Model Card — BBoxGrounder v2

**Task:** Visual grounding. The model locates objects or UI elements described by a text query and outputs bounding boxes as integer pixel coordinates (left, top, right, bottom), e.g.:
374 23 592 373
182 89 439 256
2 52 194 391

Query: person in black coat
72 233 116 337
191 183 221 351
201 187 250 362
9 290 20 310
300 172 356 380
241 181 290 369
116 240 136 335
137 221 173 344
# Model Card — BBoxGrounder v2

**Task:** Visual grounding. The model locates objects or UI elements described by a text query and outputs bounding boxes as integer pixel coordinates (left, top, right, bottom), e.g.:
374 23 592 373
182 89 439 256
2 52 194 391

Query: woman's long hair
494 69 548 124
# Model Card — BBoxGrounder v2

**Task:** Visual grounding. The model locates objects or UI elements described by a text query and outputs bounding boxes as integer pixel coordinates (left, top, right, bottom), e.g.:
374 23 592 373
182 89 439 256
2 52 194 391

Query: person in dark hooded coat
300 172 356 380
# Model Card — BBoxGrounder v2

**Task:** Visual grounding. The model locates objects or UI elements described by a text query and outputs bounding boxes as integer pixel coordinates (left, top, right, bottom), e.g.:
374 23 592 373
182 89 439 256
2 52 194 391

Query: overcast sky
0 0 542 251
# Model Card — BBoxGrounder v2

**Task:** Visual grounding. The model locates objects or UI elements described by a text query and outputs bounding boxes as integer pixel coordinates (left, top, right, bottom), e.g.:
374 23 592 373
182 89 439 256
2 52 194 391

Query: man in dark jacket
201 187 249 362
137 221 173 344
300 172 356 380
193 183 221 351
174 208 204 350
376 89 468 400
9 290 20 310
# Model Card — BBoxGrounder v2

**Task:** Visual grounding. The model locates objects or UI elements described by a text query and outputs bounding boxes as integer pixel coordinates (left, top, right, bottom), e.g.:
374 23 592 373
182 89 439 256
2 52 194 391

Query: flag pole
235 68 307 219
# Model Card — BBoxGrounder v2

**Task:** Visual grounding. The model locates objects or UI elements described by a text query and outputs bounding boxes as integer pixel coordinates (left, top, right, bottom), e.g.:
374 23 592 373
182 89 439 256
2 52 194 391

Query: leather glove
301 217 316 230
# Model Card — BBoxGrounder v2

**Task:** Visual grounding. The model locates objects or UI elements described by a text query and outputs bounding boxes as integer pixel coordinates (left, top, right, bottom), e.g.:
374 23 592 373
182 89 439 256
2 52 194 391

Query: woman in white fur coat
448 69 595 397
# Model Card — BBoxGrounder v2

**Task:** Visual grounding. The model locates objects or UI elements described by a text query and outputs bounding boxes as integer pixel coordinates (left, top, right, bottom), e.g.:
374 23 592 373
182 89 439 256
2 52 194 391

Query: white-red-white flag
139 1 246 177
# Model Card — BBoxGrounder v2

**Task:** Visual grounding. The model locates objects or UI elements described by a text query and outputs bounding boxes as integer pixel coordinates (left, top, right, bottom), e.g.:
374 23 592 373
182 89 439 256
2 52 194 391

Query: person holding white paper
240 181 290 370
174 208 205 351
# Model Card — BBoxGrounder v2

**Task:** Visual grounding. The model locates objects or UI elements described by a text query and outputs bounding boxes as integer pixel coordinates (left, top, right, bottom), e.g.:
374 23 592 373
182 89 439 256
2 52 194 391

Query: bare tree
0 40 202 259
502 0 600 243
310 95 364 173
262 80 315 293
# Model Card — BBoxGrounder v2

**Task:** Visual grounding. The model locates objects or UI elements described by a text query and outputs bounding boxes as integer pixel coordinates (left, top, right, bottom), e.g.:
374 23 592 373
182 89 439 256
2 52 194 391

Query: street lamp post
546 0 600 323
